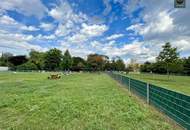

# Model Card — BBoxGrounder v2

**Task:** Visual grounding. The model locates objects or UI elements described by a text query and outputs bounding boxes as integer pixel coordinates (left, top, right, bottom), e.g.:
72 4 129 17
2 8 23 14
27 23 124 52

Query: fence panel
149 84 190 129
107 72 190 130
130 78 147 100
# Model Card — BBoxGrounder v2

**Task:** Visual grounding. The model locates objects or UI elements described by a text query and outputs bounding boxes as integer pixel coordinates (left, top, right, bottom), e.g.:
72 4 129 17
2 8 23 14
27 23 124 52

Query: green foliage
61 50 73 70
115 58 125 71
8 55 28 66
16 61 38 71
140 62 152 72
141 42 185 75
1 42 189 73
0 52 13 66
44 48 62 71
156 42 180 75
29 50 45 70
183 57 190 75
87 54 105 71
71 57 86 71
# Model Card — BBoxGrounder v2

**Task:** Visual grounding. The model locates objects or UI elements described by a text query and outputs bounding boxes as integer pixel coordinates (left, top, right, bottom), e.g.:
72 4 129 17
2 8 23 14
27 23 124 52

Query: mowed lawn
125 73 190 95
0 72 182 130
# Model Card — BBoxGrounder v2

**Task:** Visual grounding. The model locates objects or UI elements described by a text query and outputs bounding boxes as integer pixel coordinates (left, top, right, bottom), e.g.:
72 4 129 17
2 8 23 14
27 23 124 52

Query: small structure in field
48 74 61 79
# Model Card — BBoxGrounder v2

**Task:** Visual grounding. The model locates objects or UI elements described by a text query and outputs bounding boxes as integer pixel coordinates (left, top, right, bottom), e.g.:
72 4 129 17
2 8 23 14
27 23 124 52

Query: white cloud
0 15 16 25
50 1 89 39
67 23 108 44
106 33 124 40
0 15 39 32
0 0 47 19
172 37 190 53
37 34 56 40
21 26 39 31
0 30 45 54
40 23 55 31
49 1 87 23
127 10 174 39
55 20 74 36
67 34 87 44
49 8 64 21
81 23 108 37
123 0 190 62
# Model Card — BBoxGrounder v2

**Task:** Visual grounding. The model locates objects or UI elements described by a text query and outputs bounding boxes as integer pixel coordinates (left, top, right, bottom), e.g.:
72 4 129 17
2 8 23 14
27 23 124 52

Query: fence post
147 83 149 104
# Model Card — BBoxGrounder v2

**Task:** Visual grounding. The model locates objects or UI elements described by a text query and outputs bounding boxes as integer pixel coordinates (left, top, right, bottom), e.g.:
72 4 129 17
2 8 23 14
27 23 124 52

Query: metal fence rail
107 72 190 130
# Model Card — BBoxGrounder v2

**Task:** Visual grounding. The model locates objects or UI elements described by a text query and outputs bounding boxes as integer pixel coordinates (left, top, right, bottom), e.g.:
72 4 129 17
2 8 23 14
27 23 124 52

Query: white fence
0 66 9 71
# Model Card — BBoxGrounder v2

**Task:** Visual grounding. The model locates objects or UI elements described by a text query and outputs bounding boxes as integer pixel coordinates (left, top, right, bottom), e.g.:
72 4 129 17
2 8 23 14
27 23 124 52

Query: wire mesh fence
107 72 190 130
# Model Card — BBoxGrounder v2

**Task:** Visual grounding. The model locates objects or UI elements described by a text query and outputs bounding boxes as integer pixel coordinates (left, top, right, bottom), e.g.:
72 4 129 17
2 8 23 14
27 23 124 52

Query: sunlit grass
125 73 190 95
0 72 181 129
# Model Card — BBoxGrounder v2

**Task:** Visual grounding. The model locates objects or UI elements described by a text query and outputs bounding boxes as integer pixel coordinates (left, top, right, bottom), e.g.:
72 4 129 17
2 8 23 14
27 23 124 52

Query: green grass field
0 72 182 130
125 73 190 95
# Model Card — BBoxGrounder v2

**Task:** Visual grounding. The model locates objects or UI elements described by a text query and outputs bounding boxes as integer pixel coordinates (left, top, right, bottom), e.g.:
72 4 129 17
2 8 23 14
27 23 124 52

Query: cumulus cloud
81 23 108 37
126 10 175 40
0 15 16 25
39 23 55 31
50 1 88 38
0 15 39 32
67 23 108 44
55 20 75 37
124 0 190 62
0 0 47 19
106 33 124 40
0 30 45 54
49 1 87 23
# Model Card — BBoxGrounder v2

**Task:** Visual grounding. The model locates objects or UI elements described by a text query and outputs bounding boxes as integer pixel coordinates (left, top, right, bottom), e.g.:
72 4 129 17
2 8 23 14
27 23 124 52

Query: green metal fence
107 72 190 130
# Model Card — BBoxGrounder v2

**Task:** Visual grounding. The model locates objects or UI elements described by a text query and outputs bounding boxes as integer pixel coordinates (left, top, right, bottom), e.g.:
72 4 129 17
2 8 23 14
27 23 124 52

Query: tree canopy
44 48 62 71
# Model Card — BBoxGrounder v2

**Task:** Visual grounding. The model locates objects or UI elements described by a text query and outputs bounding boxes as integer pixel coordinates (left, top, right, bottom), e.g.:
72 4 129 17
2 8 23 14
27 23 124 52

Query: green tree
183 57 190 75
87 54 105 71
44 48 62 71
61 50 73 70
156 42 180 76
16 61 38 71
140 61 152 72
110 59 117 71
0 52 13 66
71 57 86 71
29 50 45 70
115 58 125 71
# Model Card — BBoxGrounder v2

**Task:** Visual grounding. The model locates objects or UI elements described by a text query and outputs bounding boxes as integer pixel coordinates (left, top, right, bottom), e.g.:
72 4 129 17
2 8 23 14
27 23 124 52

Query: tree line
0 49 126 72
140 42 190 75
0 42 190 75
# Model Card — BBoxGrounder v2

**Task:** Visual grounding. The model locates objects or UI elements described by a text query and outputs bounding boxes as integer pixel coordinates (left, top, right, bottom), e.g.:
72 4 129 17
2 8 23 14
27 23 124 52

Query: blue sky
0 0 190 64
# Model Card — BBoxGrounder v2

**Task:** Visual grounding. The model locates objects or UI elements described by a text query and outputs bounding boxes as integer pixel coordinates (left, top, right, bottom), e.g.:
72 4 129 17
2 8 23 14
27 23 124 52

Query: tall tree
87 54 105 71
115 58 125 71
61 50 72 70
44 48 62 71
29 50 45 70
71 57 86 71
156 42 180 76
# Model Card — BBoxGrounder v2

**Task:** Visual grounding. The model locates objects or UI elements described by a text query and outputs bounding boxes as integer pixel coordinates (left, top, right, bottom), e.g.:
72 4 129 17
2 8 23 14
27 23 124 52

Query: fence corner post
147 83 149 104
